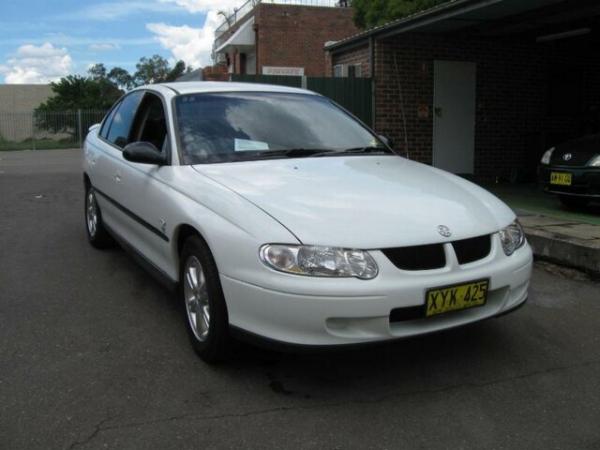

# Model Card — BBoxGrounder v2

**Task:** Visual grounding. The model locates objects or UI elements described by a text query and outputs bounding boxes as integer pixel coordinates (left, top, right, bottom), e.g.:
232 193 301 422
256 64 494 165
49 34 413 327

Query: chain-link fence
0 110 107 151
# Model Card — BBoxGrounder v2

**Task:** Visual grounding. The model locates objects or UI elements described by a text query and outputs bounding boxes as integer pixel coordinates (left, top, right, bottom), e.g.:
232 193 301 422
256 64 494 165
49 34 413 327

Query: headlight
259 244 378 279
588 155 600 167
498 220 526 256
540 147 555 165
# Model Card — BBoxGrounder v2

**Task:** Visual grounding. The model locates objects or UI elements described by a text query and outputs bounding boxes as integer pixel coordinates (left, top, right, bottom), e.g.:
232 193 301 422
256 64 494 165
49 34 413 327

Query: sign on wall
262 66 305 76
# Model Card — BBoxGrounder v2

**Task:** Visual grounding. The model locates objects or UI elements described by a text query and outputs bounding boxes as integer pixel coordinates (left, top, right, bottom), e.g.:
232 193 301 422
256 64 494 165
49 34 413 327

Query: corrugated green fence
231 74 373 126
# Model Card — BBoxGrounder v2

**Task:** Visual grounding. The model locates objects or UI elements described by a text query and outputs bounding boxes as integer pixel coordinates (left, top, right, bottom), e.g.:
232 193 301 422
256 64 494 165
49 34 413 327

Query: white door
433 60 477 174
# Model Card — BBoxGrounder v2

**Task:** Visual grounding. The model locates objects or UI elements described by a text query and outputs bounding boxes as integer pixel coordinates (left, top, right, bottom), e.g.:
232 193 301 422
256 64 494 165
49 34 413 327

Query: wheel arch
173 223 215 280
83 172 91 189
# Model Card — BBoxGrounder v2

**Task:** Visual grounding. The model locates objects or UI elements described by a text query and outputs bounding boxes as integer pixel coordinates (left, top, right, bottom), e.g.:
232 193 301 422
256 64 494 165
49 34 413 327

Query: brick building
326 0 600 181
213 0 358 77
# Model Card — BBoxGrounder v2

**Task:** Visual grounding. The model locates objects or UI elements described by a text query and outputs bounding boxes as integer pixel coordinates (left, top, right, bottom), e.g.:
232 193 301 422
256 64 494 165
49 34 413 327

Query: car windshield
174 92 391 164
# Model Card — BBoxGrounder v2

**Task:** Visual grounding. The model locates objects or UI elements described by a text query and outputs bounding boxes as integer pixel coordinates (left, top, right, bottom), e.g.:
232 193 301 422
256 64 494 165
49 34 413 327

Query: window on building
348 64 362 78
333 64 345 78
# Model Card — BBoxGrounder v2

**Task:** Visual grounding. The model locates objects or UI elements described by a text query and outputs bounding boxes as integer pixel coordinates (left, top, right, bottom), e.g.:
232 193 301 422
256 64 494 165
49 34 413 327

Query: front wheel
180 236 230 363
559 195 590 210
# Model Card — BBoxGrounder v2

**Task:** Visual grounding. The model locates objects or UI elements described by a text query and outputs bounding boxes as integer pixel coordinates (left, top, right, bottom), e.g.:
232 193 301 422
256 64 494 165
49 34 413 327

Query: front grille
382 243 446 271
382 234 492 271
550 150 591 167
452 235 491 264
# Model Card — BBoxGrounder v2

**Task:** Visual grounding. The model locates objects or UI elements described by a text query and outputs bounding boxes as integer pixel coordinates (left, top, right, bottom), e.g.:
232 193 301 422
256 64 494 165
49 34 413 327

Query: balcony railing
214 0 347 40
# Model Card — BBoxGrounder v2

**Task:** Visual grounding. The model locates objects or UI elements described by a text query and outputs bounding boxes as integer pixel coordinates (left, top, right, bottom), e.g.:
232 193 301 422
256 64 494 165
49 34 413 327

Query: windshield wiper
337 146 389 155
259 148 338 158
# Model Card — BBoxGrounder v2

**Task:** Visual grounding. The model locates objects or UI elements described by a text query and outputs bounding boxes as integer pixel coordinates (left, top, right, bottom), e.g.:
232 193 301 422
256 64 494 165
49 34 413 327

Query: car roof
144 81 318 96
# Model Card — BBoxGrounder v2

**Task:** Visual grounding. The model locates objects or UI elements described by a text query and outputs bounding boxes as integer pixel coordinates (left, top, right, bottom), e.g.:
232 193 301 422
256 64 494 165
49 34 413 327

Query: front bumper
538 165 600 197
220 234 533 346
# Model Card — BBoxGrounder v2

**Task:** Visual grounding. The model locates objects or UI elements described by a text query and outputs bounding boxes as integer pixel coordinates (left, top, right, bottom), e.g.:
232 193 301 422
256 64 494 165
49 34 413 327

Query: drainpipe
369 36 376 128
254 22 259 75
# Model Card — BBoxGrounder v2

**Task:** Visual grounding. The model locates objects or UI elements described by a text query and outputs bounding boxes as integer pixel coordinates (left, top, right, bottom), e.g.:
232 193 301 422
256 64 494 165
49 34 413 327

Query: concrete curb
519 215 600 276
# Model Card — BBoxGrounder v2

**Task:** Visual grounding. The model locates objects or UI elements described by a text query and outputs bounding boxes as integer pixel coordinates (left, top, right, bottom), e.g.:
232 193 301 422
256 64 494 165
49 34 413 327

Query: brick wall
328 43 371 77
202 64 229 81
255 4 358 77
371 33 600 180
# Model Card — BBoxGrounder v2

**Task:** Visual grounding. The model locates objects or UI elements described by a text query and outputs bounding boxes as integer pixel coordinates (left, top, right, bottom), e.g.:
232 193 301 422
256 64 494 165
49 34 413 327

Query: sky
0 0 241 84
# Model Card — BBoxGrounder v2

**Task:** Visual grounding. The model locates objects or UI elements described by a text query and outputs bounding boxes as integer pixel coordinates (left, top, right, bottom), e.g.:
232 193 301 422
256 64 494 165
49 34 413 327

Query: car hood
192 156 515 249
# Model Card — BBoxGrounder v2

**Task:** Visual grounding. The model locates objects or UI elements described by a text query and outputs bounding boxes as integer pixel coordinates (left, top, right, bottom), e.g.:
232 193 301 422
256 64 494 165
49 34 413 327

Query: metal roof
325 0 570 51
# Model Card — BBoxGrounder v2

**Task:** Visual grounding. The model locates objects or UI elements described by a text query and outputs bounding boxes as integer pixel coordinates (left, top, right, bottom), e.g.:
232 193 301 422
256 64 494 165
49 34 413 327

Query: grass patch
0 138 78 151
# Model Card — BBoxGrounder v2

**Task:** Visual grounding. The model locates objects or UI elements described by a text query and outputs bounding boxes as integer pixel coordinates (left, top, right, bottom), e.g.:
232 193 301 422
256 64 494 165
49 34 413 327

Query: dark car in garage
539 134 600 208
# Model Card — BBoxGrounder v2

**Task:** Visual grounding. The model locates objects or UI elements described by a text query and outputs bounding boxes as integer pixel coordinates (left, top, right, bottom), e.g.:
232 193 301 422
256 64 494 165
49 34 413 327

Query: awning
326 0 588 52
215 17 255 54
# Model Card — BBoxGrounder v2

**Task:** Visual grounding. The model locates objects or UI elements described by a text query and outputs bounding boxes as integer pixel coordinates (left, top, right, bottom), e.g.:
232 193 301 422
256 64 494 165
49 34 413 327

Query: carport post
77 109 83 149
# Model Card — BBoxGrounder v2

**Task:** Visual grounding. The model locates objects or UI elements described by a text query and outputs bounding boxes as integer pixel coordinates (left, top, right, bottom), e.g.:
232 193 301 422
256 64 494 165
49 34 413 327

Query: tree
34 75 122 139
36 75 122 112
133 55 190 85
88 63 107 80
165 60 187 82
352 0 449 29
107 67 135 90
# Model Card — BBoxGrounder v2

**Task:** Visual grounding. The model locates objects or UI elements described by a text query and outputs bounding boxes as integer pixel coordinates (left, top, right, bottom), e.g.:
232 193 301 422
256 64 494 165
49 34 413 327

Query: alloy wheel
86 190 98 237
183 256 211 342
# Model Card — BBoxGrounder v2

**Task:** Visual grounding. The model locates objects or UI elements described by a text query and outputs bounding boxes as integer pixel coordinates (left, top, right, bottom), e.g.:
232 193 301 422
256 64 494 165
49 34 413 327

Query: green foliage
34 75 121 137
133 55 188 85
88 63 108 81
352 0 449 29
33 55 191 137
107 67 135 90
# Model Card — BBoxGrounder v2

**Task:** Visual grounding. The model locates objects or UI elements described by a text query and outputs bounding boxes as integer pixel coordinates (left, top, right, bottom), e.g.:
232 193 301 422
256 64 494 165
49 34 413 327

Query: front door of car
113 92 174 274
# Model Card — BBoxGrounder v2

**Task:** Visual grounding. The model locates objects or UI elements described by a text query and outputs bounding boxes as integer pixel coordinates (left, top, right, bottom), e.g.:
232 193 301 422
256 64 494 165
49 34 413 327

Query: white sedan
83 82 532 362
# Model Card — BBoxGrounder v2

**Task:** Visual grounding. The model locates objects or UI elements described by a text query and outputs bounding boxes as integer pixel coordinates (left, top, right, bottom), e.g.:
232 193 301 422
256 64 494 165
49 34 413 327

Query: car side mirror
378 135 393 148
123 142 166 165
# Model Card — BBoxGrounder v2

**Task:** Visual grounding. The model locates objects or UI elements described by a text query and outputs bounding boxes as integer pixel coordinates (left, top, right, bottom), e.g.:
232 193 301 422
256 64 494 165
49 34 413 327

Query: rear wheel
180 235 230 363
559 195 590 210
85 186 114 249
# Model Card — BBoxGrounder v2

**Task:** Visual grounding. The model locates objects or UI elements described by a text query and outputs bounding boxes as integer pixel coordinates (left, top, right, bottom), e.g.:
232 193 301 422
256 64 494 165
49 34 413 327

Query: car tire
180 235 230 363
85 185 114 249
559 195 590 210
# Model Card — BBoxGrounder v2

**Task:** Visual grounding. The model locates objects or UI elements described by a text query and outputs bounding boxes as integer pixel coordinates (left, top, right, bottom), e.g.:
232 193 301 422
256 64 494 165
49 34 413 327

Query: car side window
106 91 144 148
130 93 169 153
99 102 120 139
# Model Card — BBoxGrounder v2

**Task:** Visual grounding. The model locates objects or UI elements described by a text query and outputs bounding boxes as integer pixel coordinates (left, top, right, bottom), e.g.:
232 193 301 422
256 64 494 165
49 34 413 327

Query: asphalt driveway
1 150 599 450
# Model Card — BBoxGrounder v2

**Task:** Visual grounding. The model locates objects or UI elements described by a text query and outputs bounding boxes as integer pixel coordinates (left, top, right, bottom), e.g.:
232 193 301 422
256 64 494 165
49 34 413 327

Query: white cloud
88 43 120 51
0 43 72 84
54 1 183 21
147 10 221 68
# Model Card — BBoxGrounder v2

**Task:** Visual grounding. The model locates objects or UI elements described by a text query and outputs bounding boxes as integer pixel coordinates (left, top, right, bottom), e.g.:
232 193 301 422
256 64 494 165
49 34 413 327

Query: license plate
550 172 572 186
425 280 489 317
